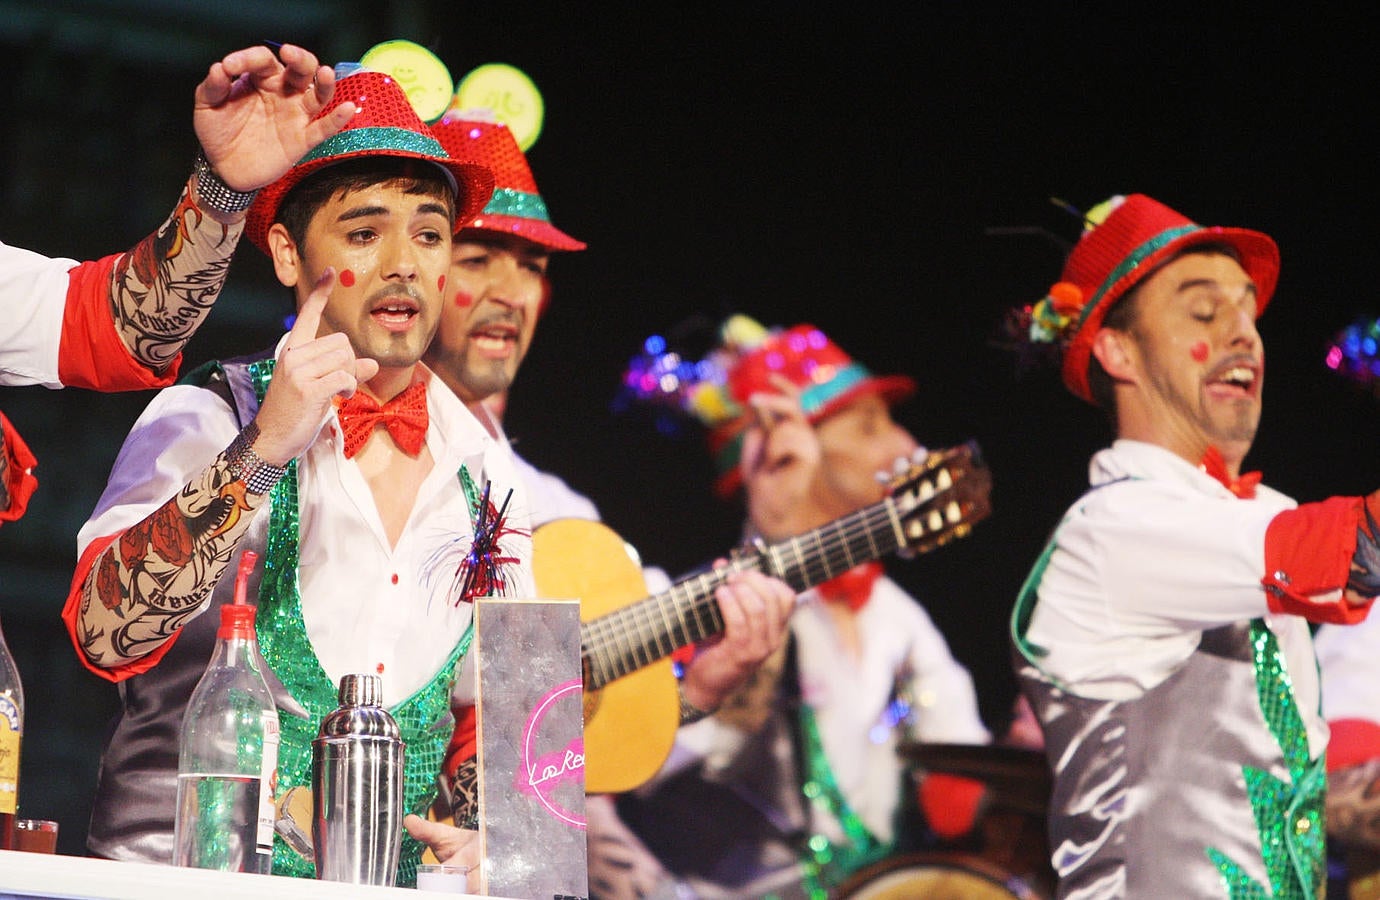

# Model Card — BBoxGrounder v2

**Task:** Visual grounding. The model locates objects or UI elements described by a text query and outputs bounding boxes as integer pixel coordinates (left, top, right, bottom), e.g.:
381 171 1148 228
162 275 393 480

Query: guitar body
533 518 682 794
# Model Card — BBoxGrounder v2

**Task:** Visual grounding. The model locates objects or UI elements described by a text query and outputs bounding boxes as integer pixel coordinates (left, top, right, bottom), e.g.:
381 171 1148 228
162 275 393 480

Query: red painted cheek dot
1190 341 1209 363
438 275 446 294
338 269 356 288
453 289 475 308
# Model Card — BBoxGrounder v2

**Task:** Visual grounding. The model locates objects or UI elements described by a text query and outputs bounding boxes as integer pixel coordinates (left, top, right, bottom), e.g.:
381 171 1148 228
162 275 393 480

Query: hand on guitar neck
539 440 992 793
676 567 796 715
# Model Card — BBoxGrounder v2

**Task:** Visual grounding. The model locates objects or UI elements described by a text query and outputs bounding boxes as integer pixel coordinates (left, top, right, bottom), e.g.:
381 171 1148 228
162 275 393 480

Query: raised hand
738 374 822 541
193 43 357 193
252 269 379 465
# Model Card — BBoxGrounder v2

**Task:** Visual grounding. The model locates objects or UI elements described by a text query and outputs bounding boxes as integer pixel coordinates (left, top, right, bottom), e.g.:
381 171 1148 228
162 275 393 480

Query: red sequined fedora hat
1046 194 1280 404
245 70 495 255
431 114 586 252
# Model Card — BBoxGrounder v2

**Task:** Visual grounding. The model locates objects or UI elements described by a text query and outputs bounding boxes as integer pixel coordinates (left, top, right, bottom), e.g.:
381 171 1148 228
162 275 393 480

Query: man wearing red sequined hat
61 68 533 887
1010 194 1380 897
406 116 798 887
599 315 993 898
2 42 356 527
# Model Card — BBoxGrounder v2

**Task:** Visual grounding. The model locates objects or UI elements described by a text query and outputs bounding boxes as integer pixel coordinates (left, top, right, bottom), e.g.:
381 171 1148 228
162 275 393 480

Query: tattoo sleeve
108 176 245 374
0 429 10 514
75 439 267 667
1343 492 1380 610
1328 757 1380 850
448 757 480 831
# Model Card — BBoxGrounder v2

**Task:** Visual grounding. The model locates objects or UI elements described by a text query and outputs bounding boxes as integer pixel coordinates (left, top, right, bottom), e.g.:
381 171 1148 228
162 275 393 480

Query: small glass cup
13 818 58 854
416 863 471 893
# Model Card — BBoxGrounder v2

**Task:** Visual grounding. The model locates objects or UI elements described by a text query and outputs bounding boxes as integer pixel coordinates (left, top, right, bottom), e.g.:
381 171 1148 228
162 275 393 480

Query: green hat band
483 188 552 223
1079 223 1202 327
712 362 875 476
297 126 448 166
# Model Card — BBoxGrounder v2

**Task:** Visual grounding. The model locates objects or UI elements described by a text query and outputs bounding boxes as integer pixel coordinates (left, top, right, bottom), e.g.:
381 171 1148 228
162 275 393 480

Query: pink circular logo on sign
514 677 585 829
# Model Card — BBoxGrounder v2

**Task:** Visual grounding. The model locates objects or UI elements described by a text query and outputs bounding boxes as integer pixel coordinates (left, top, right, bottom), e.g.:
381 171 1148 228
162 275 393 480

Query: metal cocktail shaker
311 674 405 886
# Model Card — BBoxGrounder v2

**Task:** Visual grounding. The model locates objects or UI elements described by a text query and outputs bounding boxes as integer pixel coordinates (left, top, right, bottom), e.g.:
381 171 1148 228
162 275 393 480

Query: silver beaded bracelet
192 151 259 215
226 421 287 495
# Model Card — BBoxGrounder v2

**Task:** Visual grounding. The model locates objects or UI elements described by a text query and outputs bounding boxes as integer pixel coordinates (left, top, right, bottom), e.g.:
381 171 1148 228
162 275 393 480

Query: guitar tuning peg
912 445 929 463
945 500 962 524
893 456 911 476
936 468 952 491
875 469 891 485
927 509 944 532
916 479 935 502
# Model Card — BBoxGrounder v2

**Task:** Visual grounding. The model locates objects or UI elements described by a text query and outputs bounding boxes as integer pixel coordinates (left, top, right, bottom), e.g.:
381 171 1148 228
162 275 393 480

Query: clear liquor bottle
173 551 280 873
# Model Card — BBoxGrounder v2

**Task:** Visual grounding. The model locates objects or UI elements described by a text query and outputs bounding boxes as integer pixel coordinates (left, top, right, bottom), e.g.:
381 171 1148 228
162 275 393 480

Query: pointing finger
287 268 334 350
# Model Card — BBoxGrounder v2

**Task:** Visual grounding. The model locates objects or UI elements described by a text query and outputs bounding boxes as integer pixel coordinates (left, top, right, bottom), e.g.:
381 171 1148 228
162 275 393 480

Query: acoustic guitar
535 440 992 794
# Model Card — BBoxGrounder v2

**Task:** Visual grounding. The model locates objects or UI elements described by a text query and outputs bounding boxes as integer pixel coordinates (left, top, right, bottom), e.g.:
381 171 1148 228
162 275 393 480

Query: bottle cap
218 602 257 640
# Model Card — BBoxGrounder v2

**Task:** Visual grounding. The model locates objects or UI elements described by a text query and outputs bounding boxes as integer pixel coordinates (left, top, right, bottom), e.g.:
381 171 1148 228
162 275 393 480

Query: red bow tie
1199 446 1261 500
818 561 884 612
336 381 429 459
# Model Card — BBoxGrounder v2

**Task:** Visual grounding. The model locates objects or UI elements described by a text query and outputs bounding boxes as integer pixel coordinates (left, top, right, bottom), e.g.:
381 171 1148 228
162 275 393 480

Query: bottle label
0 694 20 815
256 711 281 857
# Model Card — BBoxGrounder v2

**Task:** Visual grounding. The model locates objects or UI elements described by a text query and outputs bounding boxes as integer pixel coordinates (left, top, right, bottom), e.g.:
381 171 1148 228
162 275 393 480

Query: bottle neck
210 634 262 670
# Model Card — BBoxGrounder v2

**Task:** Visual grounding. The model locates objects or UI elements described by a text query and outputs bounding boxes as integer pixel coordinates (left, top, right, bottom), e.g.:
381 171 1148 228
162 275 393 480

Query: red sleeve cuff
0 412 39 524
62 531 185 682
1328 718 1380 772
56 254 181 391
1263 496 1372 624
443 703 479 780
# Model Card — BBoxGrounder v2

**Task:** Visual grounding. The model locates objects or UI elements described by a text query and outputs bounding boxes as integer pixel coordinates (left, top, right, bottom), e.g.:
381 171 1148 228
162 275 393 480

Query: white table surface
0 850 514 899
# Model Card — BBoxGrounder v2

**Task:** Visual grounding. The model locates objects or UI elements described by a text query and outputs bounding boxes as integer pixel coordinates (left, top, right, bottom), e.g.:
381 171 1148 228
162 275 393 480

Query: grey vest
1013 523 1325 899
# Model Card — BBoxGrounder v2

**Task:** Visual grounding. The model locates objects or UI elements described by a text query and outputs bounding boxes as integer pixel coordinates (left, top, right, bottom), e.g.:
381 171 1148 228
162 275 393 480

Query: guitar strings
582 456 974 688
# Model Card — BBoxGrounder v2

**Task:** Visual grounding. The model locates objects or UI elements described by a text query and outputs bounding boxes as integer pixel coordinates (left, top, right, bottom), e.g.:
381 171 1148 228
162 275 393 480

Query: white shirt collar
1091 439 1239 499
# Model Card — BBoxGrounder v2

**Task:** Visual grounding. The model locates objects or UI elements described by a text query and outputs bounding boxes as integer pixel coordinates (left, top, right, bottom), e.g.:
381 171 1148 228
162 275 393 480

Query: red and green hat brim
245 126 495 255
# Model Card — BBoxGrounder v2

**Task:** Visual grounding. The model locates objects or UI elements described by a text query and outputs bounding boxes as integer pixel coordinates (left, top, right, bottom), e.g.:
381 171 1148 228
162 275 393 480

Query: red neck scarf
817 561 884 612
336 380 429 459
1199 446 1261 499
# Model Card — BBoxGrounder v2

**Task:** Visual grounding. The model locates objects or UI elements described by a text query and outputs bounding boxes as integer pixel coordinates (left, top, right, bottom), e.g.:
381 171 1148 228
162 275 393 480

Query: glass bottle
173 551 280 873
0 613 23 851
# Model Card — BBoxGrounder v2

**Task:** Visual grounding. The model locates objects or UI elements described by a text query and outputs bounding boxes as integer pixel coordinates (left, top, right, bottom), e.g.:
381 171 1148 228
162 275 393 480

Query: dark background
3 2 1378 857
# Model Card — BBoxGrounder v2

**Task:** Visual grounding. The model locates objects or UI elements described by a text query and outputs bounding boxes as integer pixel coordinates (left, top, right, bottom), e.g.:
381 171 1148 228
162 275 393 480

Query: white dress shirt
1025 439 1325 753
0 240 77 387
77 342 535 706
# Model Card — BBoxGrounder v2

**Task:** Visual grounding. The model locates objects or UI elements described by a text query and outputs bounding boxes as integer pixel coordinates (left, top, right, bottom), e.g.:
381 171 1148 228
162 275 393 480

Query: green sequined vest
246 360 473 887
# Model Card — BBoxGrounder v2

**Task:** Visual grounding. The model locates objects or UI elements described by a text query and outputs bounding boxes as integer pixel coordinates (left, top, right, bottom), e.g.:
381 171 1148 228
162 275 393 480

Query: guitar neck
582 498 903 690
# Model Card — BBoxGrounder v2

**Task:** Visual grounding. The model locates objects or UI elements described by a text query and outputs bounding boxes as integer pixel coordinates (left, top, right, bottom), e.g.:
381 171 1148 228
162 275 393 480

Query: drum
835 852 1047 900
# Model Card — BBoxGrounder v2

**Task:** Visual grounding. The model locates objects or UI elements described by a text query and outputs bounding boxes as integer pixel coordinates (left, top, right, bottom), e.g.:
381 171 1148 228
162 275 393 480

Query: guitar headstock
887 439 992 557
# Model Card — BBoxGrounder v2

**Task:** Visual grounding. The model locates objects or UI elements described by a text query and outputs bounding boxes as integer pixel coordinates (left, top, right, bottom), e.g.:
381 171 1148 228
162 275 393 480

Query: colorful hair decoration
615 314 768 436
617 314 916 497
1326 316 1380 393
1025 281 1086 345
